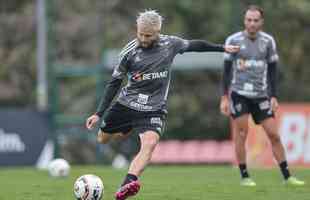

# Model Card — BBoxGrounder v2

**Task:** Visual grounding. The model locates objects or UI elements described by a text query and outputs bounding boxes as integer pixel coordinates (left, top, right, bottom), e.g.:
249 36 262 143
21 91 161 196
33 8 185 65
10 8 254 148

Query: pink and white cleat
115 180 141 200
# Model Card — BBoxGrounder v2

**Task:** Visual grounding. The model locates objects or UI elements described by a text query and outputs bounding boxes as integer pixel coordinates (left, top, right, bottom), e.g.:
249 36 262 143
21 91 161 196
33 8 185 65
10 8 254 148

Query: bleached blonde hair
136 10 163 31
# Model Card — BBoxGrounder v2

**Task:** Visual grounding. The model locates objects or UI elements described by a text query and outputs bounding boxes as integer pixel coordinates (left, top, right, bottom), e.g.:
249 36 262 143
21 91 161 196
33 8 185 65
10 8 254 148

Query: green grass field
0 165 308 200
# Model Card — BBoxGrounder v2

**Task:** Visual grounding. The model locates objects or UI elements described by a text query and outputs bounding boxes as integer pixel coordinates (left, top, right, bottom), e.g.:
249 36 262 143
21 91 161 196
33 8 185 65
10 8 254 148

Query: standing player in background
220 5 305 186
86 10 239 200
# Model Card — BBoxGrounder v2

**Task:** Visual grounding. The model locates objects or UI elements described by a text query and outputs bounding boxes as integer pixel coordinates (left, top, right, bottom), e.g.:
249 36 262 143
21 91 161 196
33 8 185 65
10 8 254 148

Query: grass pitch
0 165 308 200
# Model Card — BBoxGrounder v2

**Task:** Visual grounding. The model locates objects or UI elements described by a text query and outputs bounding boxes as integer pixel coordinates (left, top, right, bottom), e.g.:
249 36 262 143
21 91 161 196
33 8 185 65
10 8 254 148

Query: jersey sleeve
112 51 129 79
96 45 131 117
170 36 190 54
267 37 279 63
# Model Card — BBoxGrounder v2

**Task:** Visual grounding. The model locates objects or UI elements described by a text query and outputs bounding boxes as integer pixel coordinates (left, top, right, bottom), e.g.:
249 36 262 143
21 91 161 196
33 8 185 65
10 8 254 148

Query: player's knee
235 129 248 141
234 124 248 136
268 133 281 144
115 131 131 140
97 136 109 144
97 131 110 144
113 133 124 140
143 139 158 149
140 132 159 149
240 130 248 138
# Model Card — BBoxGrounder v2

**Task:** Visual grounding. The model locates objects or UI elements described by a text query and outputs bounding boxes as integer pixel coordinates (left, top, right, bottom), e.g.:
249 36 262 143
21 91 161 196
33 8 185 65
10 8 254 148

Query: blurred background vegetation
1 0 310 140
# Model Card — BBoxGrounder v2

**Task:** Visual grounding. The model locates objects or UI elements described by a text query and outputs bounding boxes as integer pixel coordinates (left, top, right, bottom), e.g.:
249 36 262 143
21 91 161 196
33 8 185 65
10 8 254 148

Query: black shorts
229 91 274 124
100 102 167 136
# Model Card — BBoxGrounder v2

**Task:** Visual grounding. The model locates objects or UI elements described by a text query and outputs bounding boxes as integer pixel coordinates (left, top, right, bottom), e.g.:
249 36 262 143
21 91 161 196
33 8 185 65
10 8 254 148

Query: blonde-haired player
87 10 239 200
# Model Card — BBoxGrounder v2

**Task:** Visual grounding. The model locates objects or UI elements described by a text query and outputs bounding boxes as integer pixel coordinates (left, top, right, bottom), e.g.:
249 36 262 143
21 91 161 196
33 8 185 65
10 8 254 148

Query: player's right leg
233 115 256 186
115 111 165 200
233 114 250 167
230 91 256 186
115 130 160 200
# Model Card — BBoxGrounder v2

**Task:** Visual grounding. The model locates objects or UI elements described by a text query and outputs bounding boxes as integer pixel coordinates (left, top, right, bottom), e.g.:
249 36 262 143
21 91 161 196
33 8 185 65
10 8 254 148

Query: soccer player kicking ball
220 5 305 187
86 10 239 200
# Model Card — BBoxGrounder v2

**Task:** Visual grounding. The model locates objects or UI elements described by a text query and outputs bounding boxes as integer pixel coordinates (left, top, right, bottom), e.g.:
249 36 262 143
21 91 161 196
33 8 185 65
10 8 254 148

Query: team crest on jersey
258 40 268 53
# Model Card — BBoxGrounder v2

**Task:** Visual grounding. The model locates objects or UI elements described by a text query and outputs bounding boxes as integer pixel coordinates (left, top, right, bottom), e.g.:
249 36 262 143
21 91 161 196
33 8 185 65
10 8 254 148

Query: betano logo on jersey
132 70 168 81
237 59 266 70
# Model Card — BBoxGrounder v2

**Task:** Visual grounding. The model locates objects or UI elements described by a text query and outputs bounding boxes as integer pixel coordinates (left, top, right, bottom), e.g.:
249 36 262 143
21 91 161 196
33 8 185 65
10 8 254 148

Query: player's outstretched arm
224 45 240 53
185 40 239 53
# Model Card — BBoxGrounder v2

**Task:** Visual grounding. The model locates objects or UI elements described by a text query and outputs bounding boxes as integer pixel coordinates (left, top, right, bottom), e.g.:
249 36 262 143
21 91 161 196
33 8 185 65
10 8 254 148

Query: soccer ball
48 158 70 177
74 174 104 200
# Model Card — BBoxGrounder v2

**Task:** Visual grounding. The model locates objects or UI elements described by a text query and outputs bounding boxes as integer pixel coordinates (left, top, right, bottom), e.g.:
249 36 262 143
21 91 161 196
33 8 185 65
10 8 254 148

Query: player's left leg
261 117 286 163
253 98 304 186
115 131 160 200
97 130 131 144
261 117 305 186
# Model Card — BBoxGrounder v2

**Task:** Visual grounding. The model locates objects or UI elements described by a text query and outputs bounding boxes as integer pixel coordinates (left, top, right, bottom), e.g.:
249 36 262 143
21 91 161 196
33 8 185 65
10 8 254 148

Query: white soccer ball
48 158 70 177
74 174 104 200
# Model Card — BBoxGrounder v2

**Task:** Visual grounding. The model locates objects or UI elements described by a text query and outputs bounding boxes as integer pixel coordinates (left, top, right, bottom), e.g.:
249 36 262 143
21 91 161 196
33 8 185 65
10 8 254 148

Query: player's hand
86 114 100 130
224 45 240 53
271 97 279 112
220 95 230 116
